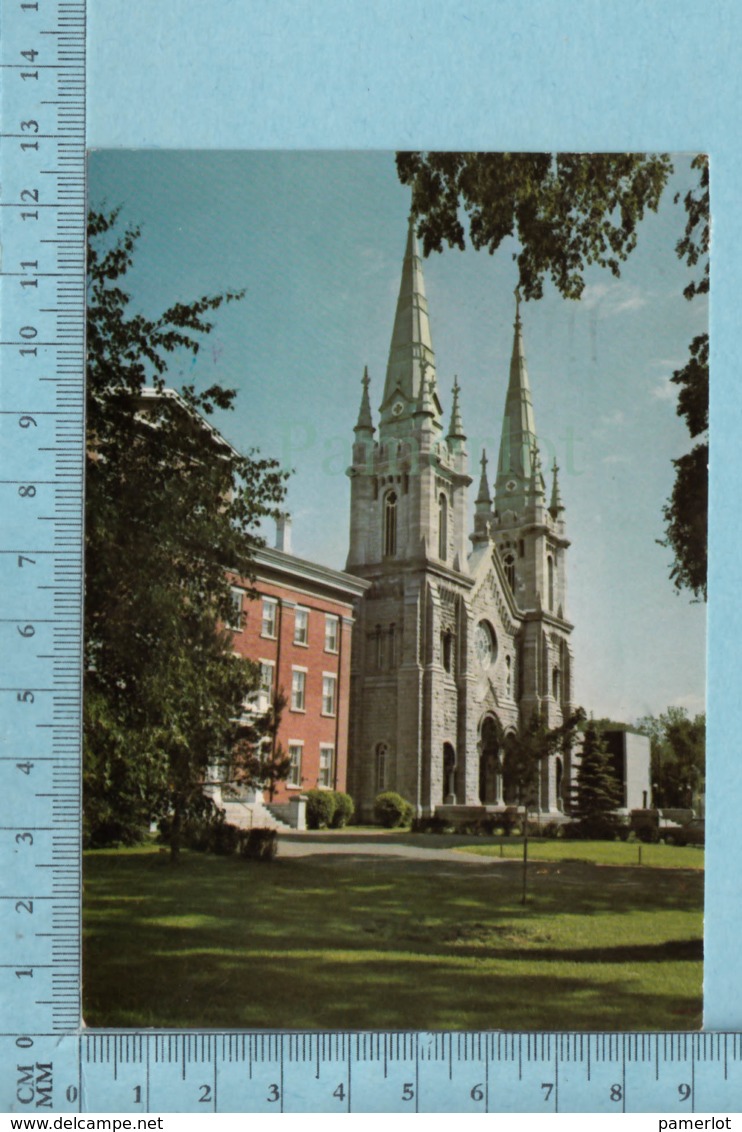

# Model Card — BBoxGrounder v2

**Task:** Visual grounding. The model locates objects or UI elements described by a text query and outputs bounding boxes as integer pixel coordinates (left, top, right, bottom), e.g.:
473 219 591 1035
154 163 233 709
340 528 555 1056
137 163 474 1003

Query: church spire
380 216 440 432
476 448 492 506
354 366 374 434
495 287 539 510
446 376 466 443
549 458 564 516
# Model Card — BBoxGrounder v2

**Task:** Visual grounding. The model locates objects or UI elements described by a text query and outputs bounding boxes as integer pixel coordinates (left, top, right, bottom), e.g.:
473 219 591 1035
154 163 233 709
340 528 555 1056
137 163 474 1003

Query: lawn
83 843 703 1032
455 839 704 869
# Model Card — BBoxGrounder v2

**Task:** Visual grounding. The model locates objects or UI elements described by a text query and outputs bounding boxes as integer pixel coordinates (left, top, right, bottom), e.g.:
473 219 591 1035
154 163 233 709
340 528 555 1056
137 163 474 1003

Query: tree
572 721 623 838
635 707 705 810
500 707 586 903
396 151 709 599
84 209 288 854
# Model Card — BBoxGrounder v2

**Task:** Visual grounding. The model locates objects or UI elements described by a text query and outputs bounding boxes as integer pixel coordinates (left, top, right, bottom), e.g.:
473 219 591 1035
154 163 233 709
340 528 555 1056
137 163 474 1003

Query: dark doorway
479 716 501 804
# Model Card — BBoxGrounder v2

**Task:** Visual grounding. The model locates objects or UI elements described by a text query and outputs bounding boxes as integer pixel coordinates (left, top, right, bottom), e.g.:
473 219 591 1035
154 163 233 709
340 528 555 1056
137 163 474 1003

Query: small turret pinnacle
476 448 492 506
529 442 546 499
447 376 466 441
549 458 564 516
354 366 375 433
414 362 437 419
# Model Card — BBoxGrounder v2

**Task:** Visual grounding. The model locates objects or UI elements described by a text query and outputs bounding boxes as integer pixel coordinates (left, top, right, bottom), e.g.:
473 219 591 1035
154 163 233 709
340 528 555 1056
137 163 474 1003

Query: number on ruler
17 624 35 637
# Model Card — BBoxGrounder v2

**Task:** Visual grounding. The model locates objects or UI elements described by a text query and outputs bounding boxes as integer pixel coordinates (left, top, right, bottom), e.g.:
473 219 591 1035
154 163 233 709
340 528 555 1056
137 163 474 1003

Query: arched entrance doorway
479 715 502 805
501 732 521 805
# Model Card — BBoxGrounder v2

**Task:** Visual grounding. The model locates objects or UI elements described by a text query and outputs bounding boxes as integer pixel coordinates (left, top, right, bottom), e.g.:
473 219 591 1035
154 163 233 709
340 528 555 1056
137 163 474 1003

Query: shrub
239 828 278 861
211 821 241 856
374 791 413 828
306 789 337 830
331 792 354 828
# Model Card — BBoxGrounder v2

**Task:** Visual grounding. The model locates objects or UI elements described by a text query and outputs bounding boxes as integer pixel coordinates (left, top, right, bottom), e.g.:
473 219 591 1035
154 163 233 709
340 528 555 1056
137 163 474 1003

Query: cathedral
345 219 575 820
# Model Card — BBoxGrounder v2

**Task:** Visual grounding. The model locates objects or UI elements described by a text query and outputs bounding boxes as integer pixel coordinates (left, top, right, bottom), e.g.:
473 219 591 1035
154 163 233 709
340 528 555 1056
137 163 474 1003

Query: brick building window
294 606 309 646
288 743 303 787
228 587 244 631
291 668 306 712
324 614 339 653
261 597 277 638
322 674 337 716
257 660 274 712
319 745 334 788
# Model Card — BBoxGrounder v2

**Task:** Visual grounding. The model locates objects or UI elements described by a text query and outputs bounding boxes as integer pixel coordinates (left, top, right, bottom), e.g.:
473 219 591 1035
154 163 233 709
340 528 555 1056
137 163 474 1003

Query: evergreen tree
573 722 623 838
84 209 288 854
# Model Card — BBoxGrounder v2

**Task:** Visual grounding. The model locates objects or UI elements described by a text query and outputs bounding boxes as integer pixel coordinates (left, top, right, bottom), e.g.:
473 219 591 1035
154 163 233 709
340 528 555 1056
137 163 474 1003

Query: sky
89 149 707 725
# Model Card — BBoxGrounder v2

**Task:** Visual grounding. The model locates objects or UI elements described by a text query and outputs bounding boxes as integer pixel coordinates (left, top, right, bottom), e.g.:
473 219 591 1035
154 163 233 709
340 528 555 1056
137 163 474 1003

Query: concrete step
220 800 291 832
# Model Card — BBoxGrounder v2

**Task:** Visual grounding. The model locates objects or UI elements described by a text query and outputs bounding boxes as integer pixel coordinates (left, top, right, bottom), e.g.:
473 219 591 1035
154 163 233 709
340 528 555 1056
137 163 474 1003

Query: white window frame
287 742 303 788
257 659 275 713
318 744 334 789
261 596 278 639
228 587 244 631
324 613 339 654
290 666 307 712
321 673 337 717
294 605 309 646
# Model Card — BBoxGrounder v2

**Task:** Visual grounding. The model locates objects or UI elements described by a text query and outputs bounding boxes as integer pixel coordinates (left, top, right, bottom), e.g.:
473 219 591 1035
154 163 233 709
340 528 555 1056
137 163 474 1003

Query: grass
456 839 704 869
83 843 703 1033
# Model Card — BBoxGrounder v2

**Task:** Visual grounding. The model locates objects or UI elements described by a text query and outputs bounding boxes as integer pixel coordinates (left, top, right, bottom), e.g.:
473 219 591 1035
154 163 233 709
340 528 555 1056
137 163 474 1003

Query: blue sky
89 149 707 724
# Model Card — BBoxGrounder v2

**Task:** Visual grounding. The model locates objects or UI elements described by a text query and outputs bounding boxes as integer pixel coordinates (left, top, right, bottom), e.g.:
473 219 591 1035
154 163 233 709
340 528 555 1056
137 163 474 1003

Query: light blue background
86 0 740 1030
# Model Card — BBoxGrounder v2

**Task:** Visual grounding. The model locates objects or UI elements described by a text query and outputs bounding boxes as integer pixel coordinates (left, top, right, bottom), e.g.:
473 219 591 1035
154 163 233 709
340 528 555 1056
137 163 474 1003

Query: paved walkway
277 828 513 867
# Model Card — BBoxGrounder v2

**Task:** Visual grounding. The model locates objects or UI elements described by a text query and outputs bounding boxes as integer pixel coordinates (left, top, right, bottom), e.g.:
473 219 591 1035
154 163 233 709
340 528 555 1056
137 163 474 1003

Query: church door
479 716 501 805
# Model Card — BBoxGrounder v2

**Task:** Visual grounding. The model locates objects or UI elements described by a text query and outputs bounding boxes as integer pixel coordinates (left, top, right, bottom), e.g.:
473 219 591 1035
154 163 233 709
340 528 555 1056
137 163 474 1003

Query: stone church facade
346 221 575 820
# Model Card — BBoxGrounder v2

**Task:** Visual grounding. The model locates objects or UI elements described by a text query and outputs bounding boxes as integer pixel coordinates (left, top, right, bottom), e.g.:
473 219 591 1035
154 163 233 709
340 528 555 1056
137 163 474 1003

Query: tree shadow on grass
83 849 703 1032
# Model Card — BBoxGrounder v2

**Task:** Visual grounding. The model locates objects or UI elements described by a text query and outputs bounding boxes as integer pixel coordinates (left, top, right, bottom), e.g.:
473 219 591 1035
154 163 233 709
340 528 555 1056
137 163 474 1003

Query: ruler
0 0 86 1039
1 1032 742 1113
1 0 737 1118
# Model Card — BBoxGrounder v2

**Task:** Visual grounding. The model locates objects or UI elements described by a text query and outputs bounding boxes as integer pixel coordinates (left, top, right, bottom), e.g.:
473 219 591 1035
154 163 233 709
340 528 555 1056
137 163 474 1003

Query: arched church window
504 552 516 592
438 493 448 561
547 555 554 611
375 743 388 791
442 630 453 674
506 654 512 697
552 666 560 700
383 490 397 557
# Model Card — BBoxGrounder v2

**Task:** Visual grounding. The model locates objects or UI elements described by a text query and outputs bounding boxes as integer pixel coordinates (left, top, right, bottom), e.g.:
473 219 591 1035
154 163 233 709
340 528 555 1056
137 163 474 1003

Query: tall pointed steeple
380 217 441 434
495 287 539 511
549 458 564 517
447 376 466 443
354 366 374 434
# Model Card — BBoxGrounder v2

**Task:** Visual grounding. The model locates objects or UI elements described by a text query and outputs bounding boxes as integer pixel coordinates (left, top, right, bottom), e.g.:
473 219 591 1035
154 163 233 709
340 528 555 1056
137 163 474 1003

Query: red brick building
228 520 369 803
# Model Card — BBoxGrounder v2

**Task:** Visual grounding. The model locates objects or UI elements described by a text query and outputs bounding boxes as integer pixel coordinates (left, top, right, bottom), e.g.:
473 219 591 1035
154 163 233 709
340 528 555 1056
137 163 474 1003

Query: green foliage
660 334 709 600
635 707 705 810
374 792 414 828
84 208 288 855
502 708 586 808
396 152 672 301
331 792 355 828
397 151 709 601
573 722 623 839
305 790 337 830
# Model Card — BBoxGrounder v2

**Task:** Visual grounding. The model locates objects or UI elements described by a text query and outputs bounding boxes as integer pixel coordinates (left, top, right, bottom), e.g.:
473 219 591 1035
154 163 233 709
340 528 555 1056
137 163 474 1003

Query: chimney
275 513 293 554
